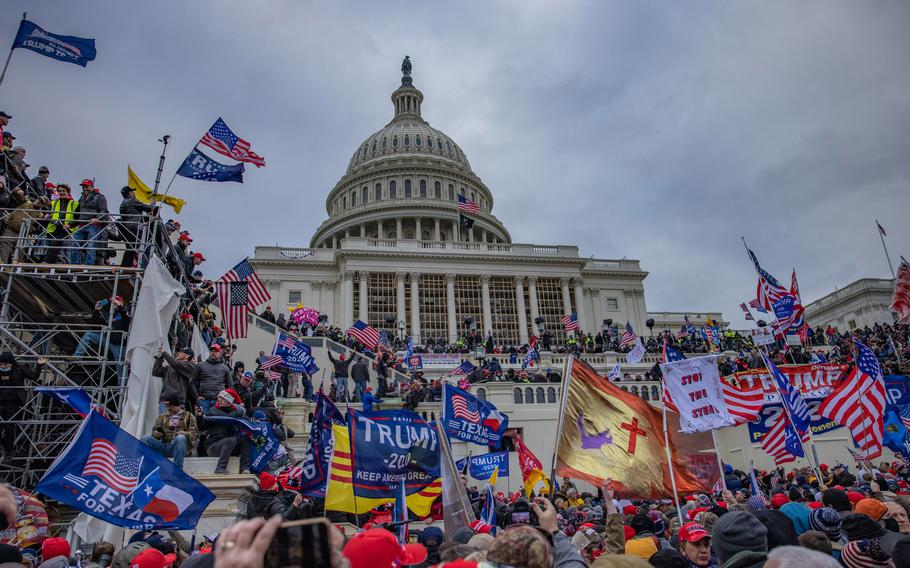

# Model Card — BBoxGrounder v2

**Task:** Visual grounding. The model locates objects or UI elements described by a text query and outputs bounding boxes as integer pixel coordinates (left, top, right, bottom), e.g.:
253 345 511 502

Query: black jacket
351 361 370 382
247 490 309 520
154 352 197 406
327 352 353 378
200 405 246 446
0 352 42 407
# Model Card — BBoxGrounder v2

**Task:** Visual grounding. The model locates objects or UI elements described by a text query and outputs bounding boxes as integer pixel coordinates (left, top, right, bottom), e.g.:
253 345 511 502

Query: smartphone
511 511 531 523
264 518 333 568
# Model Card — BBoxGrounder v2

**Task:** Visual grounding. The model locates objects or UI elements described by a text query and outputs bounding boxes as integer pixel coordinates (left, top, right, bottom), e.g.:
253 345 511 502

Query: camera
509 498 538 526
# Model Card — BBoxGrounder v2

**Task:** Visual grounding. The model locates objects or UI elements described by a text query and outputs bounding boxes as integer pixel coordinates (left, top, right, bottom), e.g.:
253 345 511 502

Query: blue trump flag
442 384 509 446
298 392 346 496
12 20 96 67
202 415 282 473
36 412 213 530
759 351 811 435
274 331 319 374
348 408 440 502
177 148 244 183
35 386 93 417
454 452 510 480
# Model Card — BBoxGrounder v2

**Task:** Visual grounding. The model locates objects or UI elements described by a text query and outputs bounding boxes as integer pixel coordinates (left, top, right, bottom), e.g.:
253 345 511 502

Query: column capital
585 287 599 295
480 274 491 284
572 277 585 287
446 273 457 283
409 271 420 282
514 275 525 286
623 289 635 297
323 281 336 289
311 281 323 290
559 276 571 286
395 271 407 282
527 275 538 286
358 271 369 283
343 270 355 281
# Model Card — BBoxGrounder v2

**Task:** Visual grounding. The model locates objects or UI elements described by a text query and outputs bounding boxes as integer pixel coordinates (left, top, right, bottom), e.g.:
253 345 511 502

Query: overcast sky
3 1 908 327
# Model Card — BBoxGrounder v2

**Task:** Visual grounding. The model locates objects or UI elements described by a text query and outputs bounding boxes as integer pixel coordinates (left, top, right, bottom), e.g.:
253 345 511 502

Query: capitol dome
311 57 511 248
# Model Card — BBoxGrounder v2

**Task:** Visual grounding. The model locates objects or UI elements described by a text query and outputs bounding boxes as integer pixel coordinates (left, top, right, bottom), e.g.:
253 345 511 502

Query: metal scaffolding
0 209 201 488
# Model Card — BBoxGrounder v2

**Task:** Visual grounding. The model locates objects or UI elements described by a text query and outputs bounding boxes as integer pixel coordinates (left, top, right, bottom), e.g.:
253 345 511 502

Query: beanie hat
623 525 637 541
216 390 233 404
711 511 768 564
41 537 71 561
847 491 866 506
748 494 766 511
808 507 843 541
770 493 790 509
624 536 658 559
854 499 887 521
841 539 893 568
842 513 885 541
259 471 277 491
113 542 150 568
622 504 638 516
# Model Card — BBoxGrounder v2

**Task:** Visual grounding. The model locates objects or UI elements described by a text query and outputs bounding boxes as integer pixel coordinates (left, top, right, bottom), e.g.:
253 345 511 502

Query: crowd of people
4 459 910 567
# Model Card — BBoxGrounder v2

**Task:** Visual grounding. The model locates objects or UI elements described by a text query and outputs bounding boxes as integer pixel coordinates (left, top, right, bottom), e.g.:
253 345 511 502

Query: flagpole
0 13 25 93
877 220 895 278
548 354 573 497
710 430 727 492
660 390 685 522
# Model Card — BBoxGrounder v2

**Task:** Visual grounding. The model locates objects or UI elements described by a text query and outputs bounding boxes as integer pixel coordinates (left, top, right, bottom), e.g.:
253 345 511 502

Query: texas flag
132 469 194 522
481 405 508 433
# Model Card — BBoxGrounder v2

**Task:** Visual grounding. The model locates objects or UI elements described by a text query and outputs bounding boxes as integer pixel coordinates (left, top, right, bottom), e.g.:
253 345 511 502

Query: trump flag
36 412 213 530
442 384 509 446
12 19 96 67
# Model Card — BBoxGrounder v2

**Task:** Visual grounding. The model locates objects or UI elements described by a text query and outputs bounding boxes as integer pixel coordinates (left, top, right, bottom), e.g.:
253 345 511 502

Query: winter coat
200 404 246 446
351 360 370 383
328 352 353 378
151 410 198 446
0 352 42 407
154 352 198 406
194 357 232 400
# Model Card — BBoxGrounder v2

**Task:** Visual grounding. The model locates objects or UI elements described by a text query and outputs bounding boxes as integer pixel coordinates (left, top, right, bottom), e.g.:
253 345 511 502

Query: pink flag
290 306 320 326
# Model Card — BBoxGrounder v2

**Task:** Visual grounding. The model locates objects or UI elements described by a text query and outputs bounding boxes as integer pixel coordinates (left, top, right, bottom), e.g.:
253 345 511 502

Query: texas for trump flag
443 384 509 446
36 411 213 530
556 357 717 498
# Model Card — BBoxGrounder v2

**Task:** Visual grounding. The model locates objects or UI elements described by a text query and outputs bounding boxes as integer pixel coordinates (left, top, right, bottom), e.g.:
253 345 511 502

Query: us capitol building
250 58 719 343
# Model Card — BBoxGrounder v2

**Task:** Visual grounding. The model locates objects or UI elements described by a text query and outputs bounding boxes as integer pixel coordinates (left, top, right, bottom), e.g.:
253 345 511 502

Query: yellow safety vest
47 198 77 234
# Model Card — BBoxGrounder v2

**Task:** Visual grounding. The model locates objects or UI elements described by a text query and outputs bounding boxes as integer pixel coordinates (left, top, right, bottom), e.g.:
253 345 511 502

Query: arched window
651 386 660 400
389 180 397 198
630 386 639 397
448 184 455 200
361 187 368 204
382 137 387 150
547 387 556 403
421 230 431 240
459 187 465 197
471 191 476 202
437 138 442 150
342 196 347 210
404 179 412 198
446 141 452 155
434 181 441 198
621 386 628 392
375 183 382 201
393 136 398 148
514 388 523 404
351 191 357 207
641 389 650 401
371 140 377 154
525 388 534 403
477 388 486 401
536 388 545 404
415 134 421 147
404 229 415 239
419 180 427 198
404 135 410 147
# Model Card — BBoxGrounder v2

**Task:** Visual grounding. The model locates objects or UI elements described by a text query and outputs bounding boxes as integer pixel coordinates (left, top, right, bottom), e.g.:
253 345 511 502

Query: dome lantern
391 55 423 120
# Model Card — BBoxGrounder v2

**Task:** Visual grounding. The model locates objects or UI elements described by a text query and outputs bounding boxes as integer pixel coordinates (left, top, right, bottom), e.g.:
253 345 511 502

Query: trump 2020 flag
12 20 97 67
177 148 244 183
443 384 509 446
456 452 510 480
36 411 214 530
274 331 319 374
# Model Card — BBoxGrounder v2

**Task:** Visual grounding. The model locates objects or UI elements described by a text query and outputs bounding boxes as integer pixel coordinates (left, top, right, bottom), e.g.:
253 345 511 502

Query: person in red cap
41 537 71 563
677 522 712 567
770 493 790 509
343 527 427 568
70 178 109 266
197 388 251 474
130 547 177 568
247 471 308 520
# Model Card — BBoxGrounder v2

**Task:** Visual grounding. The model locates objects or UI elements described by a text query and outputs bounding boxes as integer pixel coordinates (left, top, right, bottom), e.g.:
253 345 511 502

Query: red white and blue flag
200 117 266 167
619 322 638 350
449 361 476 377
762 411 809 466
443 384 509 446
81 439 141 494
346 319 380 350
457 194 480 215
561 313 579 332
745 245 789 312
132 469 195 522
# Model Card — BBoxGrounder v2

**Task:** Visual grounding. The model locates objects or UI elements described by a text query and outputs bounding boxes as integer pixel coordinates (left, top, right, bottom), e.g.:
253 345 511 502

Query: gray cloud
3 0 908 327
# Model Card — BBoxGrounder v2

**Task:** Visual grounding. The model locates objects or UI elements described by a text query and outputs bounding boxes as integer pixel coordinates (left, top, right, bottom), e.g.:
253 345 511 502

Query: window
351 191 356 207
514 388 523 404
288 291 301 304
393 136 398 148
419 180 427 198
547 387 556 403
415 134 421 147
446 141 452 155
607 298 619 311
405 179 412 197
437 138 442 150
375 183 382 201
389 180 397 198
362 187 368 204
524 388 534 403
471 191 476 202
342 196 347 210
382 137 387 150
536 388 545 404
848 319 857 330
476 388 486 401
371 140 377 154
448 184 455 200
434 181 441 198
366 273 396 332
404 135 410 147
459 187 465 197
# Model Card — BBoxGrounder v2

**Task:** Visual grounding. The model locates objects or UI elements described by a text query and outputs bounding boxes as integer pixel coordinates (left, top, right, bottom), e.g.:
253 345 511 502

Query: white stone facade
804 278 896 331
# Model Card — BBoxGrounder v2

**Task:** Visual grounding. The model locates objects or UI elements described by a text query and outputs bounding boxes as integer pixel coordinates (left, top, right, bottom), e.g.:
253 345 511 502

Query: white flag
626 338 646 364
659 355 732 433
608 362 622 380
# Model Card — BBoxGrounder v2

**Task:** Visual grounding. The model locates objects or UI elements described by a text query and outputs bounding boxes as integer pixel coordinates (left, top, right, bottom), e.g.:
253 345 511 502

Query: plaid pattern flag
346 320 380 350
200 117 266 167
457 194 480 215
215 280 250 339
220 259 270 309
619 322 637 350
561 313 579 332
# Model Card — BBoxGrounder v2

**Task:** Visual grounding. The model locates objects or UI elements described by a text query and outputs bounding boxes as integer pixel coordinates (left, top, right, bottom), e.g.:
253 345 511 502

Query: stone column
415 218 422 241
446 273 457 343
452 219 458 242
396 272 407 339
573 278 586 334
360 223 366 238
515 276 529 345
323 282 336 324
481 274 493 337
587 288 602 330
434 219 441 241
343 271 355 326
468 227 474 243
358 271 369 323
409 272 421 344
527 276 540 334
560 276 573 316
377 220 384 239
331 235 338 249
396 218 402 240
311 281 322 311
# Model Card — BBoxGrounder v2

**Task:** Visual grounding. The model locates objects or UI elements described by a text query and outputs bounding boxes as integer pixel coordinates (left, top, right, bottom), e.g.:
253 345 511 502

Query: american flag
81 439 142 494
561 313 579 332
276 333 299 351
451 393 481 422
817 339 887 459
457 194 480 215
739 303 755 321
260 355 284 369
449 361 476 377
745 245 789 312
619 322 637 349
761 411 808 466
220 259 270 309
748 298 768 314
846 447 874 472
346 320 380 350
892 258 910 324
199 117 266 167
215 280 249 339
760 351 811 435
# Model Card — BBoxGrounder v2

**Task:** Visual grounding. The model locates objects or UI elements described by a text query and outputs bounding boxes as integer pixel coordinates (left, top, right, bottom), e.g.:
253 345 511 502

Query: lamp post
398 320 405 341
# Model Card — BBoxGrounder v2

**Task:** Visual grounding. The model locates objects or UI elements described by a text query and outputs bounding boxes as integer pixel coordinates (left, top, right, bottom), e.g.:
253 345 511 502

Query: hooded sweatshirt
193 356 232 400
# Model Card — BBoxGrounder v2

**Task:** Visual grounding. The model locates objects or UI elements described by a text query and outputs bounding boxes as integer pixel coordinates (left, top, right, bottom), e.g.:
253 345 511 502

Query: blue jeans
142 434 188 469
70 223 103 265
198 399 216 414
354 380 366 402
74 331 123 360
336 377 349 402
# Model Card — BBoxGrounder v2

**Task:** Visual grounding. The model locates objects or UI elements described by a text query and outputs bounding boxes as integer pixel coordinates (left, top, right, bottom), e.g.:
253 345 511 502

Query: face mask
0 365 12 374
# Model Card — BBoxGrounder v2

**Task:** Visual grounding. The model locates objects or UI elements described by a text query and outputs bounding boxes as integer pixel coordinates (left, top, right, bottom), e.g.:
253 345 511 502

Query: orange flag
556 357 718 499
